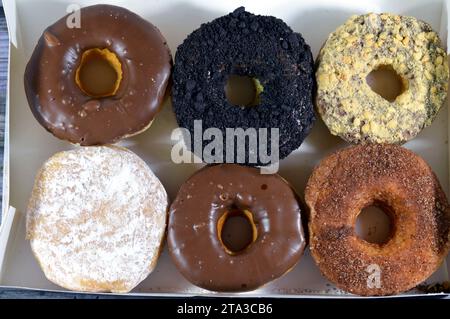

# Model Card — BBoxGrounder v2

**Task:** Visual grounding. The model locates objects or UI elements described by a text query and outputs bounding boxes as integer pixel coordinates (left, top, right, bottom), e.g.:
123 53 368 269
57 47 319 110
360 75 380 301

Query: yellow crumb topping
316 13 448 144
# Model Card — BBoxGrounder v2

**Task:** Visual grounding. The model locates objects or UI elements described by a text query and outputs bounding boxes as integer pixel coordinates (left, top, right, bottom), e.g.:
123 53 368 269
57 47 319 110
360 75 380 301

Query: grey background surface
0 8 7 202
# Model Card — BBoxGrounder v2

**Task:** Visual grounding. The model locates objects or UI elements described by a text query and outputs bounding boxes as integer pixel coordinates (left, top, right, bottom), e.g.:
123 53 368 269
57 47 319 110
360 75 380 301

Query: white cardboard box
0 0 449 298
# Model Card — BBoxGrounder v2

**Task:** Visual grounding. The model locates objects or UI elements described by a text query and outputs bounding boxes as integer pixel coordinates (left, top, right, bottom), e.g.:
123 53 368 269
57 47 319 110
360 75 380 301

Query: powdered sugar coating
26 146 168 293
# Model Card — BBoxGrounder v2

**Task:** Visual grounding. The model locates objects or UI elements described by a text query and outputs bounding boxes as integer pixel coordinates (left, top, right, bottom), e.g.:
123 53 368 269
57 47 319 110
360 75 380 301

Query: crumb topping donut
26 146 168 293
24 4 172 145
316 13 449 144
305 144 450 296
168 164 306 292
172 7 315 165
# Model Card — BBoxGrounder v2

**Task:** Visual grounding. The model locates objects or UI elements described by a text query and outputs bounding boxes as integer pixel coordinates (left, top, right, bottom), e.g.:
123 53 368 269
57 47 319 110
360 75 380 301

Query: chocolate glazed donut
168 164 306 292
24 4 172 145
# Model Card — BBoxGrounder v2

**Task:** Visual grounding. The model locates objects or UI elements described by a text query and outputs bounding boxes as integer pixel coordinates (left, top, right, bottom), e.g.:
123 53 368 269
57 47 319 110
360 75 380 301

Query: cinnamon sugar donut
305 144 450 296
26 146 168 293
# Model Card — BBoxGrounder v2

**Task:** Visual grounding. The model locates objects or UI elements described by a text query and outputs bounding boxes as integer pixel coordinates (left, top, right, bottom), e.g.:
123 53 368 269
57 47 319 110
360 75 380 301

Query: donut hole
366 65 406 102
225 74 263 107
217 209 258 254
355 202 394 245
75 48 122 98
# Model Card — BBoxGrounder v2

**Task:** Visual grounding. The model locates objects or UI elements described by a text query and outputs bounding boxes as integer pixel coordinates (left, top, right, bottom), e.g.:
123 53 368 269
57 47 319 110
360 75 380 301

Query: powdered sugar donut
26 146 168 293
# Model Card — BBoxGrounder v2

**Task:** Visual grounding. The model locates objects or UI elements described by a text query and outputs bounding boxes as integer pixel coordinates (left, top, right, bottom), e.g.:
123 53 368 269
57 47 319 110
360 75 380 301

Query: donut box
0 0 449 298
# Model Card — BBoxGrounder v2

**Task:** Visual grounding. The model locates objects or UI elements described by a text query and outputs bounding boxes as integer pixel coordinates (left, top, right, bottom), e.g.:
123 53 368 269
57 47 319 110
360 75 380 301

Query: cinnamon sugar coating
305 144 450 296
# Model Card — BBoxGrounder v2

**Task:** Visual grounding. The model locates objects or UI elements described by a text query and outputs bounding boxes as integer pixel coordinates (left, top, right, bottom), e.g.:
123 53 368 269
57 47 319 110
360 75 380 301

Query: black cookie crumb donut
172 7 315 165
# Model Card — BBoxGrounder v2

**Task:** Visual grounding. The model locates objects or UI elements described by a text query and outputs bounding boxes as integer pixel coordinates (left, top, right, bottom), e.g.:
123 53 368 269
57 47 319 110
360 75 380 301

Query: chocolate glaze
168 164 306 292
24 4 172 145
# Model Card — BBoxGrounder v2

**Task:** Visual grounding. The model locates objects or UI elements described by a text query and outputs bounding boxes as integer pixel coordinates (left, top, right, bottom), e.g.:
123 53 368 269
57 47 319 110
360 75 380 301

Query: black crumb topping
172 7 315 165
